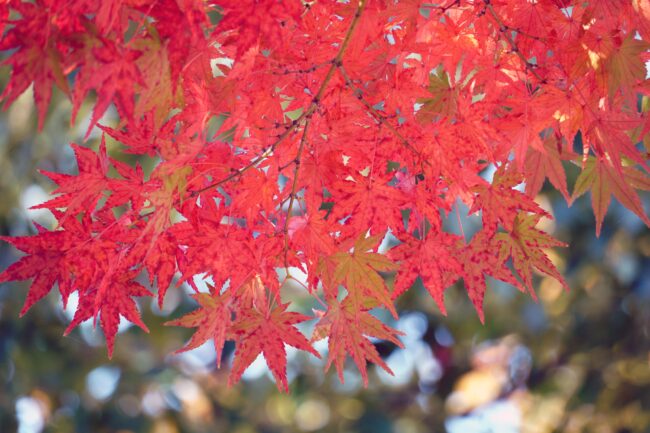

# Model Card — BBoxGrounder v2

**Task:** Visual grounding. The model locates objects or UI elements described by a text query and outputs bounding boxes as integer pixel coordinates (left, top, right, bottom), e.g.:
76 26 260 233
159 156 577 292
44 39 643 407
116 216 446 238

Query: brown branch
269 61 331 76
279 0 369 268
187 0 368 201
421 0 460 14
188 123 299 198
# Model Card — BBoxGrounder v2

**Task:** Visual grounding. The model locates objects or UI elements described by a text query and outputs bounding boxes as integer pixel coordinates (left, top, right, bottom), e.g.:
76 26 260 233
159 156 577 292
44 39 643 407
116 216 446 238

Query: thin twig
282 122 310 268
280 0 370 268
269 61 331 76
338 65 430 167
188 123 297 198
484 3 545 83
187 0 369 200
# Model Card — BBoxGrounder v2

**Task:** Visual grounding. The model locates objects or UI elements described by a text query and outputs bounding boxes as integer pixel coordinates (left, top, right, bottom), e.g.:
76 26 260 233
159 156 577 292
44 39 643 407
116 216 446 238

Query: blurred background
1 83 649 433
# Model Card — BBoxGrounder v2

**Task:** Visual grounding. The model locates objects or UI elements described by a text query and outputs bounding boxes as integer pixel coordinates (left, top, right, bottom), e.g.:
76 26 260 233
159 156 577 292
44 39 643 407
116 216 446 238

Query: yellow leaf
330 234 398 317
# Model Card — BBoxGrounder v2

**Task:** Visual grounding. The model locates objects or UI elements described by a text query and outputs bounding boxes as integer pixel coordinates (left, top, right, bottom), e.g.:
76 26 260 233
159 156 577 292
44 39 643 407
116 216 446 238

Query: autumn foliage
1 0 649 391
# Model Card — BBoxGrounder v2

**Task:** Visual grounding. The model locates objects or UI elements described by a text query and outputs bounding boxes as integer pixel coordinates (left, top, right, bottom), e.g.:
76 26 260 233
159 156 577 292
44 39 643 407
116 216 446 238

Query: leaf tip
162 319 177 327
106 341 115 359
476 308 485 324
19 299 36 317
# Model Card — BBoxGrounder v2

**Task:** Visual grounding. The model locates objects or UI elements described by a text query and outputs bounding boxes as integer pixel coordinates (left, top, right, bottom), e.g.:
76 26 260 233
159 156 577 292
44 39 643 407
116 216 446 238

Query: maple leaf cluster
1 0 649 391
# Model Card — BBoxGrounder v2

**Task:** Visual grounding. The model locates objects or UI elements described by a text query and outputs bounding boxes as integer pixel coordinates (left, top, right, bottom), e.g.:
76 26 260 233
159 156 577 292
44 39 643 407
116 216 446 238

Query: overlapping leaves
0 0 649 391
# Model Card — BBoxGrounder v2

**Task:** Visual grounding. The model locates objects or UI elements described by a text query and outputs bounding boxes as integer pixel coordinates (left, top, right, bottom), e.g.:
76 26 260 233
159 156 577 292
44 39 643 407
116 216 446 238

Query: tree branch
280 0 369 268
186 0 369 201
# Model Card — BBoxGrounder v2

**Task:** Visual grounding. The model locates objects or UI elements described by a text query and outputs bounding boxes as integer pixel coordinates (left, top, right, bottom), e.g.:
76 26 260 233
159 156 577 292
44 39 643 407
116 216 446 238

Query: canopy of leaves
1 0 649 391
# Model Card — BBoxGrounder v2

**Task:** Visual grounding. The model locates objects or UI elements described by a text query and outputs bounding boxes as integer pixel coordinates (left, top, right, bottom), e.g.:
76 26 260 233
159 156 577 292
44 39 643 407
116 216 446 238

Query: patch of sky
445 400 521 433
16 397 45 433
86 365 121 401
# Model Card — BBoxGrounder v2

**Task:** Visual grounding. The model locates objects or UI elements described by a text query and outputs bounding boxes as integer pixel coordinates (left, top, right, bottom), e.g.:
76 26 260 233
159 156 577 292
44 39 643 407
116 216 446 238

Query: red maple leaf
470 165 548 234
390 231 462 314
312 297 404 386
34 136 110 218
165 289 232 367
229 302 318 392
0 227 74 316
456 230 524 323
64 269 152 358
0 0 72 129
72 38 145 137
524 135 573 201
